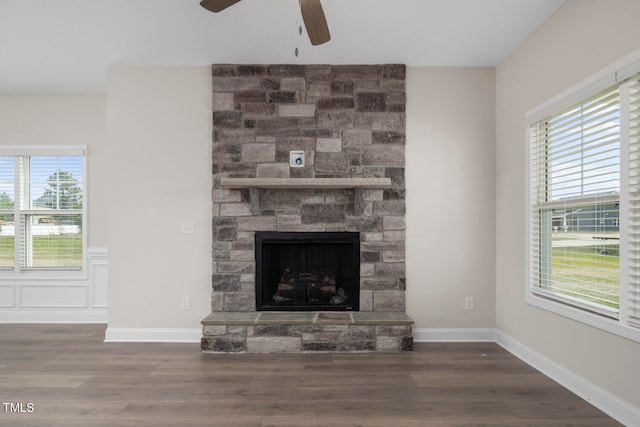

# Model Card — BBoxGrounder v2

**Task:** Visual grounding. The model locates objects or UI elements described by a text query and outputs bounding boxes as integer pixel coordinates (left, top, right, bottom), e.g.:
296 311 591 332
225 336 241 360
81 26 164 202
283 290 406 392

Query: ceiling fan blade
300 0 331 46
200 0 242 13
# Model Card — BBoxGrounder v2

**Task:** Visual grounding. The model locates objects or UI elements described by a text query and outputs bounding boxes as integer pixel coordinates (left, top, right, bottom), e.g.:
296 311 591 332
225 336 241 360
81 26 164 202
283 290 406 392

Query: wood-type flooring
0 324 621 426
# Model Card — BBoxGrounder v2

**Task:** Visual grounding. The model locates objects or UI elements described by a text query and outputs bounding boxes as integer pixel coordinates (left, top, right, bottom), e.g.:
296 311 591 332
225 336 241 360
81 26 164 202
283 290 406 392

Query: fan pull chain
295 0 302 57
295 20 303 58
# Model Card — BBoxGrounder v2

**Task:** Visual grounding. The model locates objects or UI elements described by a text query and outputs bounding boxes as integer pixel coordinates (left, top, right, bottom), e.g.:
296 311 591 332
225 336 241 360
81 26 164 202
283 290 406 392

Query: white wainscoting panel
89 247 108 308
21 285 87 307
0 284 15 307
0 247 108 323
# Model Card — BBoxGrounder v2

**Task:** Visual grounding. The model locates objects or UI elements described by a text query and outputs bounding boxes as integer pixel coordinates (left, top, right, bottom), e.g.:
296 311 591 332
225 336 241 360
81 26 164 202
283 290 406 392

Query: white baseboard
0 309 107 323
104 327 202 343
413 327 496 342
106 327 495 345
495 330 640 426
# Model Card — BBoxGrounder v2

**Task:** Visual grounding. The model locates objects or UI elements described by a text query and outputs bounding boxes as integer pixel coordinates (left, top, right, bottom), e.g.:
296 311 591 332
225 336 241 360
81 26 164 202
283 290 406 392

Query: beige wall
0 66 497 330
496 0 640 409
406 67 496 329
0 95 108 247
102 65 497 331
106 66 212 328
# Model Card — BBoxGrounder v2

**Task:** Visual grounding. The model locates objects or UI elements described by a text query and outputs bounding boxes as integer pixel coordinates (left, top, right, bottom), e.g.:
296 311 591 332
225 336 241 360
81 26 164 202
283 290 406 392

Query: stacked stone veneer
202 64 412 352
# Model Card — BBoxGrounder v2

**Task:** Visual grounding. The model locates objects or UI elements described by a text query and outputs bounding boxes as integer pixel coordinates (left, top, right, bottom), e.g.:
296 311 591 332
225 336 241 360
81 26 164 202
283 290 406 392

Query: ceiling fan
200 0 331 46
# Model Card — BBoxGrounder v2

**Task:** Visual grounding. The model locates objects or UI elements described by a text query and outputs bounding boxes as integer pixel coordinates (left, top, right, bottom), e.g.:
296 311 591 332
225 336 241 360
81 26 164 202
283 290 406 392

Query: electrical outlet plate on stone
290 151 305 167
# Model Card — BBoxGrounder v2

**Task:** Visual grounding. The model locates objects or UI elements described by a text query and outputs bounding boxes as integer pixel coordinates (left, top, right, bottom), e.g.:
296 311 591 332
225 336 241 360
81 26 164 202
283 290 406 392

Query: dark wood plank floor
0 324 621 426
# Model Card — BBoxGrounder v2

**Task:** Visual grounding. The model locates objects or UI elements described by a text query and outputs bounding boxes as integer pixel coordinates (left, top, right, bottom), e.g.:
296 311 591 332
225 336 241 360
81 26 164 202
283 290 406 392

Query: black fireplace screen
255 232 360 311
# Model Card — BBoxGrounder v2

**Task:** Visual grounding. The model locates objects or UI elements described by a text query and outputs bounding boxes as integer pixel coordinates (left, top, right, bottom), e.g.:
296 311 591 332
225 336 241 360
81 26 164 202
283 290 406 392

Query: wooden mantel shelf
219 178 392 215
220 177 392 189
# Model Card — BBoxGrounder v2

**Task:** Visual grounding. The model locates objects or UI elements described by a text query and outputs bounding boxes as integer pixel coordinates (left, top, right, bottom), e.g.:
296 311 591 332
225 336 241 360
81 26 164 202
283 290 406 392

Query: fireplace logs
273 268 347 306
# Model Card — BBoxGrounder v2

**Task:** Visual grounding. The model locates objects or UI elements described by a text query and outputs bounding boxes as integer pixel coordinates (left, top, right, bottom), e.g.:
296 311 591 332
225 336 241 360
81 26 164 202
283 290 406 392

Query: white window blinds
0 157 15 268
0 149 85 271
628 74 640 326
19 156 83 268
526 50 640 341
529 85 621 315
545 89 620 201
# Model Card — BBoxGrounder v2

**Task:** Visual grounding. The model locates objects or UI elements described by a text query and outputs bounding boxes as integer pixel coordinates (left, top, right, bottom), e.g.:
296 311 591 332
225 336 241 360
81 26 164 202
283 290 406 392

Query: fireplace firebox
255 232 360 311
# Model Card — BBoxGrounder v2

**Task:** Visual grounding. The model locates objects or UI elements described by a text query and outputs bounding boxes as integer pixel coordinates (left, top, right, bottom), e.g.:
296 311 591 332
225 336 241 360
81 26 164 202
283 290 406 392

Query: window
526 51 640 340
529 86 621 315
0 146 86 271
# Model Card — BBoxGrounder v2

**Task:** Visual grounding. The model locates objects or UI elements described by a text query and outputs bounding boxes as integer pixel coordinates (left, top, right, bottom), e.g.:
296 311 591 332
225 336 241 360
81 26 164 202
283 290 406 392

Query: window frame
0 145 88 280
525 49 640 344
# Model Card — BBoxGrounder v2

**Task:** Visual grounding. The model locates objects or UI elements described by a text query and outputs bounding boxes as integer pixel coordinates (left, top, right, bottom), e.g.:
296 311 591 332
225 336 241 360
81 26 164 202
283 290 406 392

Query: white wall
496 0 640 411
106 66 212 330
406 67 496 332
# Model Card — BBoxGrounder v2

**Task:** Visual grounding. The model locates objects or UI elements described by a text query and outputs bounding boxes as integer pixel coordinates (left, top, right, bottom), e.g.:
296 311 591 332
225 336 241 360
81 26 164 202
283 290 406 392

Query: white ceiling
0 0 565 94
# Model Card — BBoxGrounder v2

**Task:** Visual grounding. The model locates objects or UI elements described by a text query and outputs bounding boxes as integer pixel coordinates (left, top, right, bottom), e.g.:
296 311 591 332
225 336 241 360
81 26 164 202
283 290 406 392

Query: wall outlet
181 296 191 311
464 296 475 311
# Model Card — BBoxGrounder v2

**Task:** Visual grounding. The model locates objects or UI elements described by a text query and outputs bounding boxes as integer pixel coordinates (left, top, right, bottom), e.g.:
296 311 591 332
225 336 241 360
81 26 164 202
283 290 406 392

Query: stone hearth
202 312 413 352
201 64 412 352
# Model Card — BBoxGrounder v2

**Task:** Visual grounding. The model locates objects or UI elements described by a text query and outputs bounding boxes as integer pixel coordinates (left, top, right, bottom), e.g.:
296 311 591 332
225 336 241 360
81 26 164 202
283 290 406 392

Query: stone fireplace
201 64 413 352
